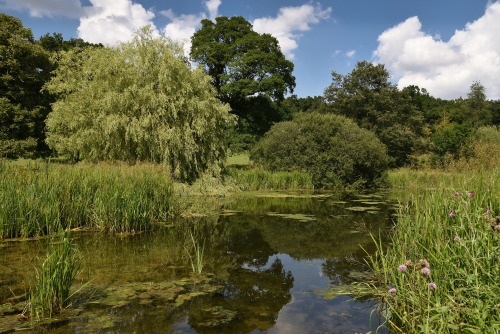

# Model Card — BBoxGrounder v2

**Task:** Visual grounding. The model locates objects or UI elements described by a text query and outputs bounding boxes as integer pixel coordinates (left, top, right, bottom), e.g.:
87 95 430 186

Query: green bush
251 112 389 188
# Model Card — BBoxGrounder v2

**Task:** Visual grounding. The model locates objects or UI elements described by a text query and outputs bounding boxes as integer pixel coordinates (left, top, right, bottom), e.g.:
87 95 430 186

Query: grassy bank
0 160 176 238
370 169 500 333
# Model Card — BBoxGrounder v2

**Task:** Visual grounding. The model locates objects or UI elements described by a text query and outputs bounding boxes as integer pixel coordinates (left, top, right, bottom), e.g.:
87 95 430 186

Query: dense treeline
1 13 499 186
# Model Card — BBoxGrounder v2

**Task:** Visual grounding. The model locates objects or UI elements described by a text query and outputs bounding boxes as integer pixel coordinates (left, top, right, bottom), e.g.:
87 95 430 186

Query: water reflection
0 190 394 333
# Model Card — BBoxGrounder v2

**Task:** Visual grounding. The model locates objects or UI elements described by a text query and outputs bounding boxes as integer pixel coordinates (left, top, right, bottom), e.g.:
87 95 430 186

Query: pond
0 190 398 333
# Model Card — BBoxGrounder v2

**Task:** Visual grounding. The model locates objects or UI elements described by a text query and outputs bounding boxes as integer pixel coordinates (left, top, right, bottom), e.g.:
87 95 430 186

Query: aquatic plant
368 170 500 333
187 231 205 274
0 160 177 238
225 168 314 191
26 231 81 321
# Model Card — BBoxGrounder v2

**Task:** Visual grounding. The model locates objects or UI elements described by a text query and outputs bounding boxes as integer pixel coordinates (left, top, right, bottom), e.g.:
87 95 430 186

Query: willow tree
45 27 233 181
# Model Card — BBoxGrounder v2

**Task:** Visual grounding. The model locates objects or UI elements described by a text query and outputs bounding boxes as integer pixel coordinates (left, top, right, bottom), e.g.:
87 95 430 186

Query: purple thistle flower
421 267 431 276
449 210 455 217
406 260 414 267
487 209 492 215
419 259 430 268
389 288 396 294
428 282 437 289
454 192 459 196
468 191 475 197
398 265 407 272
454 236 461 243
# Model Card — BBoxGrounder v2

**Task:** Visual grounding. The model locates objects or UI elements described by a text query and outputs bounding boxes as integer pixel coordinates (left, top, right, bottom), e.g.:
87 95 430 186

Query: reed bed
226 168 314 191
0 160 177 238
370 169 500 333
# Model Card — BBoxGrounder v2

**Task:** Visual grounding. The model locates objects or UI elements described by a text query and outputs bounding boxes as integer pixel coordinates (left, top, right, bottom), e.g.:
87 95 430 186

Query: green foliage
44 27 233 181
0 161 176 238
324 61 425 167
37 32 102 52
190 16 295 102
462 81 492 128
0 14 53 158
251 112 389 188
191 16 295 142
370 171 500 333
27 231 81 321
431 123 473 157
474 125 500 143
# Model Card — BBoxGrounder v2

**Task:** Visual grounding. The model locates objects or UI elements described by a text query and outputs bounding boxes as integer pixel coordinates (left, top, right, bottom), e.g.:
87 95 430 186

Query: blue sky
2 0 499 99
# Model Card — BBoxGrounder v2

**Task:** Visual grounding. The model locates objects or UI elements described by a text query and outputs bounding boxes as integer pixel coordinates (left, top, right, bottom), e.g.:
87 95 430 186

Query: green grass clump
26 231 81 321
369 170 500 333
0 160 177 238
225 168 314 191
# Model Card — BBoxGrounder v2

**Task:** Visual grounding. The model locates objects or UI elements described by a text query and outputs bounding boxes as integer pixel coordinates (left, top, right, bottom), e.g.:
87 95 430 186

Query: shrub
251 112 389 188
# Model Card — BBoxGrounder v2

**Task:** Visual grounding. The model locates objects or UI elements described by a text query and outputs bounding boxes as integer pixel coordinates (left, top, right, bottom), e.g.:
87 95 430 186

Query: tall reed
26 231 81 321
0 160 177 238
369 170 500 333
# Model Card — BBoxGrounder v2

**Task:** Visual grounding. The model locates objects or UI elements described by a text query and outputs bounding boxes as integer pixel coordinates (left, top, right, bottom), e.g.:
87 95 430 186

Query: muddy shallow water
0 190 398 333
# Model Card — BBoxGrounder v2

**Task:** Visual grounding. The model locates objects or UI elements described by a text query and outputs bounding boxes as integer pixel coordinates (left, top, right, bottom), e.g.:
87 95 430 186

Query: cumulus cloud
160 0 221 56
161 10 205 55
252 3 331 59
0 0 87 18
205 0 221 20
374 1 500 99
77 0 158 45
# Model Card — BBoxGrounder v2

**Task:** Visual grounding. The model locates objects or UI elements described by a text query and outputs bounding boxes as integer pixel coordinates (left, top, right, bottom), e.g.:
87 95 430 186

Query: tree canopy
324 61 425 167
190 16 295 103
44 27 233 181
0 13 53 158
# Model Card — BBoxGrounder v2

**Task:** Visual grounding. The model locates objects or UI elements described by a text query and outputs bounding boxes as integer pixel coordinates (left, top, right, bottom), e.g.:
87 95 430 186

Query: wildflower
419 259 430 268
454 236 461 243
405 260 414 267
421 267 431 276
389 288 396 294
468 191 475 197
449 210 454 217
454 192 459 196
487 209 492 215
428 282 437 289
398 265 407 272
491 218 497 223
495 225 500 231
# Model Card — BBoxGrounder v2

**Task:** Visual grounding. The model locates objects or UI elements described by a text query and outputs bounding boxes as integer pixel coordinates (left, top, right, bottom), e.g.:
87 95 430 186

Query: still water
0 191 397 333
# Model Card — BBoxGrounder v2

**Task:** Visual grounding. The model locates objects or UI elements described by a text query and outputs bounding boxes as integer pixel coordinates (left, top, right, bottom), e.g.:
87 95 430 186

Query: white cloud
374 2 500 99
252 3 331 59
77 0 158 45
161 9 205 55
346 50 356 58
0 0 86 18
205 0 221 20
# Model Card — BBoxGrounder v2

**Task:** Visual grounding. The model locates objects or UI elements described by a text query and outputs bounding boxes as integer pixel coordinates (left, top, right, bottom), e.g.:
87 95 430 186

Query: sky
2 0 500 100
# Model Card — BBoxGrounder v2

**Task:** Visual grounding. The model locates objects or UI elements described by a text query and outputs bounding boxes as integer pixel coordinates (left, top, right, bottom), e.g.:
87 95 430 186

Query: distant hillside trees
44 27 233 181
